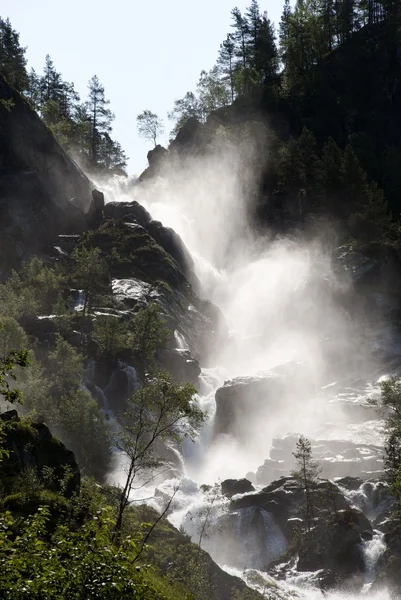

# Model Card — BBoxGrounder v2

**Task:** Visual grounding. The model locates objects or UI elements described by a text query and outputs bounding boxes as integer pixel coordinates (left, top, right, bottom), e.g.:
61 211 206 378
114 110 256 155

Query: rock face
0 410 80 497
255 434 384 484
0 74 92 271
225 476 373 591
214 362 313 441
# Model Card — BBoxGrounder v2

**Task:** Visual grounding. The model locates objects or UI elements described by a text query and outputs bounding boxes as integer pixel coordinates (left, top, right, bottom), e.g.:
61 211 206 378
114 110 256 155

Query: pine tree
231 7 249 70
86 75 114 167
0 17 28 91
322 137 343 191
218 34 236 102
318 0 336 52
279 0 293 66
291 435 321 535
26 68 41 110
341 144 368 205
254 13 278 82
245 0 262 69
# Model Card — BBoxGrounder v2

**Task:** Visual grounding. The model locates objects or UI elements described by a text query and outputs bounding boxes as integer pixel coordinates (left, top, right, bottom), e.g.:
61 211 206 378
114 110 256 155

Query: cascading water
100 139 394 598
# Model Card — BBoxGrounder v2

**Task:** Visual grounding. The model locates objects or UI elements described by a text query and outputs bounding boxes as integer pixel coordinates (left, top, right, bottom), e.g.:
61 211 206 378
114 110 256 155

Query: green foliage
0 317 27 357
0 257 61 319
57 388 111 479
71 246 109 316
375 377 401 513
0 16 28 91
93 316 128 359
129 302 169 379
48 336 84 398
0 347 29 405
115 370 204 535
0 506 155 599
0 97 14 111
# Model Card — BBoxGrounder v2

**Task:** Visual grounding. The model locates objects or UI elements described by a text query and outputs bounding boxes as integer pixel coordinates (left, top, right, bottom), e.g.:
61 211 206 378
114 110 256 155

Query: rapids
102 164 394 599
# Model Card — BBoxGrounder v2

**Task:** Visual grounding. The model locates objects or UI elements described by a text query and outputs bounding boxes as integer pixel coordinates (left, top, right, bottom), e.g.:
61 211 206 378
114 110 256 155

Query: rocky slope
0 74 94 273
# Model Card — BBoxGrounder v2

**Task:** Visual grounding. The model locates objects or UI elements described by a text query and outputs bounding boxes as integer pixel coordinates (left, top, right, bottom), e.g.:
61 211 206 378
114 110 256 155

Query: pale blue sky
2 0 284 175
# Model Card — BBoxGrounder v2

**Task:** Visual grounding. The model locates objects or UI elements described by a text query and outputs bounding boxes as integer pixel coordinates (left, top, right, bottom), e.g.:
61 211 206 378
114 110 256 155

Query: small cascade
126 365 140 396
362 532 386 588
340 480 392 521
174 330 189 350
73 289 85 312
261 510 287 565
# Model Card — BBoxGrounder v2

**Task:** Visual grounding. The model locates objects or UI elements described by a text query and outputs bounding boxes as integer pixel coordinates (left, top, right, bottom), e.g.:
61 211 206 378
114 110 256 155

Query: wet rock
104 201 152 227
104 367 130 412
92 188 105 211
157 348 201 385
147 219 196 283
221 478 255 498
214 363 313 442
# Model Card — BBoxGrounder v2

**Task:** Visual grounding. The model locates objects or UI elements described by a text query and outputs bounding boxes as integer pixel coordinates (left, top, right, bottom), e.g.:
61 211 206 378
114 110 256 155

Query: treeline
0 17 127 172
167 0 398 133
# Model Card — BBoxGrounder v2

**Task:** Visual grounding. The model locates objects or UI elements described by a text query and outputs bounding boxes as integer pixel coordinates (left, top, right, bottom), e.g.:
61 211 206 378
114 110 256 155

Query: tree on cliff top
136 110 164 146
0 17 28 91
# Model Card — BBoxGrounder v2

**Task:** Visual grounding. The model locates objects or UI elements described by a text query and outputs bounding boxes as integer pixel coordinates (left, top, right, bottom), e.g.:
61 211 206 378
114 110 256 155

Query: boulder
221 478 255 498
147 144 168 168
214 362 313 442
0 411 80 497
104 201 152 227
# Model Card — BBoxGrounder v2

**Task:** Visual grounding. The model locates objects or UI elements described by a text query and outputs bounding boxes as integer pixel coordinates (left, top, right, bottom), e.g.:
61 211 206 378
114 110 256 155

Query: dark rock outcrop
104 201 152 227
0 410 80 497
0 73 92 270
221 478 255 498
214 362 313 441
157 348 201 385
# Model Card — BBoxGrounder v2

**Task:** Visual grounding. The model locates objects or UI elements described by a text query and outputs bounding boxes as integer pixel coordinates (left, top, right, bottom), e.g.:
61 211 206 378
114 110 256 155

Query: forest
2 0 401 598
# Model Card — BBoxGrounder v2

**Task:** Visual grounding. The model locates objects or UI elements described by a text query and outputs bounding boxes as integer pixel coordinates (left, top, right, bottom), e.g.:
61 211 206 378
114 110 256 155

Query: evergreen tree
322 137 343 191
341 144 368 205
231 7 249 70
291 435 321 535
279 0 293 66
86 75 114 166
254 13 278 82
218 34 236 101
245 0 262 68
318 0 336 52
0 17 28 91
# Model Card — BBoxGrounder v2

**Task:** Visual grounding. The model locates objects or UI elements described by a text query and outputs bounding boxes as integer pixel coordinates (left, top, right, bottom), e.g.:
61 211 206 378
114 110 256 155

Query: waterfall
73 289 85 312
261 510 287 564
103 152 395 598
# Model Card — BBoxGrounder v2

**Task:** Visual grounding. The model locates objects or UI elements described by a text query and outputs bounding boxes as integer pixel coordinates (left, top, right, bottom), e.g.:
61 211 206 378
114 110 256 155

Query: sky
1 0 285 175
